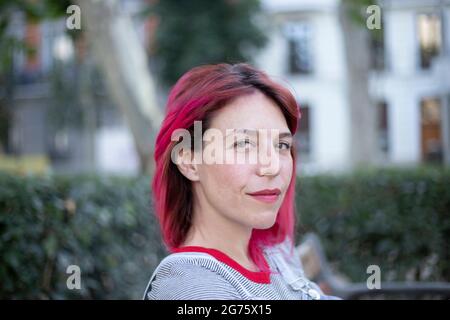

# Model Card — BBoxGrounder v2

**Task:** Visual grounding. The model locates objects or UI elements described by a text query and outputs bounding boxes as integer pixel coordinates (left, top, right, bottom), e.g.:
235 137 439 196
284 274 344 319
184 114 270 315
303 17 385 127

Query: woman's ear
175 146 200 182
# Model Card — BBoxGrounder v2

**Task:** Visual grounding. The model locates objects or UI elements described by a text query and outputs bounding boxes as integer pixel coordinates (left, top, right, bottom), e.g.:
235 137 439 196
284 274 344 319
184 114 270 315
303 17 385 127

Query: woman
144 63 337 300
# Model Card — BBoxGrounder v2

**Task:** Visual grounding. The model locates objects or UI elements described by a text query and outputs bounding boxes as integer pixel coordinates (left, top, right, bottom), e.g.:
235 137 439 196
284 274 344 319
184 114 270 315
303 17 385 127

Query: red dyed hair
152 63 300 272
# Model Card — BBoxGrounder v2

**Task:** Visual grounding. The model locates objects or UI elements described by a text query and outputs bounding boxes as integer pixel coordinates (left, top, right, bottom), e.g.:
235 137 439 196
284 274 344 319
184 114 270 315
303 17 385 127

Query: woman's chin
249 212 278 229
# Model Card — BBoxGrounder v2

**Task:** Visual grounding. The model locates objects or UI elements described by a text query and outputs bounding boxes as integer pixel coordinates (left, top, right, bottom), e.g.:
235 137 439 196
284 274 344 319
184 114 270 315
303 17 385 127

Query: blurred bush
0 173 165 299
296 166 450 283
1 167 449 299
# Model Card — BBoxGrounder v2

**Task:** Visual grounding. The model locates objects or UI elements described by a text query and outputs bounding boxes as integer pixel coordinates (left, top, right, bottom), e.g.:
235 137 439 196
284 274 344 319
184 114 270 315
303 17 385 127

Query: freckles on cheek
281 158 293 182
284 165 293 183
210 164 248 197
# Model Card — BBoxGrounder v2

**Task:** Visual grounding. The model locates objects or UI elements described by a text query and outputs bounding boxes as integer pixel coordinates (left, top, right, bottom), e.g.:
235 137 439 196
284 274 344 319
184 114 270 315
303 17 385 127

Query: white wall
257 5 349 173
259 0 450 172
96 127 139 175
378 5 449 164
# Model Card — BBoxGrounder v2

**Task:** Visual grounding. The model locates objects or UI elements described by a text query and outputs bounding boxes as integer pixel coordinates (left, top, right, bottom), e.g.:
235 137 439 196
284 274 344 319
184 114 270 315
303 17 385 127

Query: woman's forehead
224 128 292 138
209 92 289 131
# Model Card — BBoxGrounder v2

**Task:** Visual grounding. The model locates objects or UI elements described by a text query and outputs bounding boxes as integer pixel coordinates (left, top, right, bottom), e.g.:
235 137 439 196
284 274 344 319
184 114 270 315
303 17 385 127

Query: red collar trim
172 246 271 284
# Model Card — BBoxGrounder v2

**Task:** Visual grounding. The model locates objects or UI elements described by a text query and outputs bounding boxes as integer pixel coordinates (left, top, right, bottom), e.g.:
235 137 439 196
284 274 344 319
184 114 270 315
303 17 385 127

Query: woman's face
192 90 294 230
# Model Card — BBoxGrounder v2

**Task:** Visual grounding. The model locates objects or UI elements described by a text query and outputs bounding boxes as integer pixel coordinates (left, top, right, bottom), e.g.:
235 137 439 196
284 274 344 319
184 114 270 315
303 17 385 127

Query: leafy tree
339 0 382 167
146 0 268 87
0 0 72 154
0 0 270 173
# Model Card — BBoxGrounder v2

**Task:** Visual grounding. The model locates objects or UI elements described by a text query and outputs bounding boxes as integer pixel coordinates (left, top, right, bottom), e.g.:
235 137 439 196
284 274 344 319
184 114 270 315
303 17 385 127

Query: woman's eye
278 142 292 150
234 139 253 149
233 139 291 150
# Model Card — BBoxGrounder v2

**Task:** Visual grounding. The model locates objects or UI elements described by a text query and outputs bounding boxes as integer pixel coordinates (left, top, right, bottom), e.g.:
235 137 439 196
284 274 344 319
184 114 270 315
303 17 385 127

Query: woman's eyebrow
225 129 292 138
225 129 258 137
279 132 293 139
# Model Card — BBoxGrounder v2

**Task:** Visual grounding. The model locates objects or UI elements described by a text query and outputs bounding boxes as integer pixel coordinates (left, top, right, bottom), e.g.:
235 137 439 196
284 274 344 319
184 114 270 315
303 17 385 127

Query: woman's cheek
210 163 249 195
285 160 293 182
281 154 293 179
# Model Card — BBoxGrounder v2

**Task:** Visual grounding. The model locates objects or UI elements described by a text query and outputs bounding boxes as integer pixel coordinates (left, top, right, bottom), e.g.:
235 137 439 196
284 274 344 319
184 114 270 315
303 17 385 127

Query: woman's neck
181 216 258 272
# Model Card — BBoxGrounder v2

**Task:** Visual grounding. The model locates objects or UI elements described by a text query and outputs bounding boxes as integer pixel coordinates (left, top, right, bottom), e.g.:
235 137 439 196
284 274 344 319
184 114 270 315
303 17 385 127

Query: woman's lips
248 193 280 204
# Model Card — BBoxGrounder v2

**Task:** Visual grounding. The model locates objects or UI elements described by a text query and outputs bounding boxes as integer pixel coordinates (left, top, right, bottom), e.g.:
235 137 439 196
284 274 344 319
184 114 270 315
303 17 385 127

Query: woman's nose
257 142 281 176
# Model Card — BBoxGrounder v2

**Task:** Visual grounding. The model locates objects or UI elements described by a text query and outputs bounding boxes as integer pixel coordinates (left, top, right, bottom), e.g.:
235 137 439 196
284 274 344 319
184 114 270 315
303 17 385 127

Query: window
47 128 71 160
297 104 311 156
284 22 313 75
420 97 443 163
369 28 385 71
417 13 442 69
15 21 43 84
377 101 389 153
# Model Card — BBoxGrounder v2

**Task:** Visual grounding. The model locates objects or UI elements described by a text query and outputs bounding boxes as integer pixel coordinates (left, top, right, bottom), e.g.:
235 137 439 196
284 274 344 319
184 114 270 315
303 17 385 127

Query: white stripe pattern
144 239 340 300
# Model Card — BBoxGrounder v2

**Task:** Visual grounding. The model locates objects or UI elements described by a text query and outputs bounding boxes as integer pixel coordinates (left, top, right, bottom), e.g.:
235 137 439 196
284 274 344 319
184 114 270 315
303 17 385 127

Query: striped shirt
143 239 340 300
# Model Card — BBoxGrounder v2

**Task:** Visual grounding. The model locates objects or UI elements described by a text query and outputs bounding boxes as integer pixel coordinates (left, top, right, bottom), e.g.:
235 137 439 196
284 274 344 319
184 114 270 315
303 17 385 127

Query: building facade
2 0 449 175
258 0 450 174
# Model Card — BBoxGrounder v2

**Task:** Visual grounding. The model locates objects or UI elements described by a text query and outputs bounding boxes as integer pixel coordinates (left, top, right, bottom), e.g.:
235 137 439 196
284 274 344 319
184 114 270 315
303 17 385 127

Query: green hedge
0 173 165 299
1 166 449 299
296 166 450 283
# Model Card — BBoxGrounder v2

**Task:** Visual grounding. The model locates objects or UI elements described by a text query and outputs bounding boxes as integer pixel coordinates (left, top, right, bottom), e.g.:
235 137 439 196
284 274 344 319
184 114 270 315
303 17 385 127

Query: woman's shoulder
144 252 243 300
263 237 302 268
263 238 342 300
